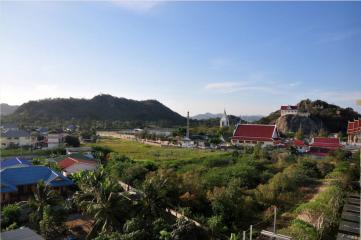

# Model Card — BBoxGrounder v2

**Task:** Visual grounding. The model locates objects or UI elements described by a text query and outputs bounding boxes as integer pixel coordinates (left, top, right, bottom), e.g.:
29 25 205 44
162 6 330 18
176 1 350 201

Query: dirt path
296 180 330 226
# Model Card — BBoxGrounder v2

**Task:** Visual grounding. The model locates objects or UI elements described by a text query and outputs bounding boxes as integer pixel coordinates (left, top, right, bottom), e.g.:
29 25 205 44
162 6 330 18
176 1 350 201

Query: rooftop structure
347 119 361 144
231 124 279 146
309 137 341 156
0 158 32 169
1 227 44 240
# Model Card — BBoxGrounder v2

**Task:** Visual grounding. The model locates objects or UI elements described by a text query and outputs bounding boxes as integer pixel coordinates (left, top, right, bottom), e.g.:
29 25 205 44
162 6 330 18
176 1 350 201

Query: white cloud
110 1 162 13
204 79 297 95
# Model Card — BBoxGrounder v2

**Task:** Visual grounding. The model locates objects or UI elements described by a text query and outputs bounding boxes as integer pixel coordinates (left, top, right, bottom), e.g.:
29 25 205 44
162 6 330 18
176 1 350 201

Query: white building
47 133 62 149
1 129 31 149
220 109 230 127
280 105 299 116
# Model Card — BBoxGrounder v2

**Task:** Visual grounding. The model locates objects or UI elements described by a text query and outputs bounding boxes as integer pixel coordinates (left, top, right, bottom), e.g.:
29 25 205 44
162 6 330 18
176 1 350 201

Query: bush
1 204 21 229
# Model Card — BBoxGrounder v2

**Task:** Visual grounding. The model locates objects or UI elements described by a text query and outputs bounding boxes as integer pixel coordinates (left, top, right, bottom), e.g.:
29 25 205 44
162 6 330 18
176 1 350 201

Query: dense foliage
3 94 186 128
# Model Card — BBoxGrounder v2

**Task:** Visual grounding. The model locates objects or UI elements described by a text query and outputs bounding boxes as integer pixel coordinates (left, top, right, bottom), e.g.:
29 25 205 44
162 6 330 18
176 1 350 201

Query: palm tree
73 169 127 239
27 181 61 228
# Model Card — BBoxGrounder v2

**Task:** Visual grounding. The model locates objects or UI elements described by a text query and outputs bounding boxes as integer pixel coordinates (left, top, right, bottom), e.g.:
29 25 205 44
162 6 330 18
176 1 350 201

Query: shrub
1 204 21 229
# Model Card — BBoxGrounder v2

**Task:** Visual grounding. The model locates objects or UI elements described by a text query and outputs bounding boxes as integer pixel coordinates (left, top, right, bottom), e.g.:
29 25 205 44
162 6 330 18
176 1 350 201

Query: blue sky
1 1 360 116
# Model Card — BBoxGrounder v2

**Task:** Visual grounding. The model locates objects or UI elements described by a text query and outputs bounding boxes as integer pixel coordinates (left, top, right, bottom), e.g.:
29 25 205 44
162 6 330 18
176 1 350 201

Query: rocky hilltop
275 115 322 135
258 99 360 134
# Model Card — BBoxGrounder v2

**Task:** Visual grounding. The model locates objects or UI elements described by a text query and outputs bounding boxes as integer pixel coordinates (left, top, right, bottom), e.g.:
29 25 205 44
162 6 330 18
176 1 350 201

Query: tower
186 111 190 139
220 109 230 127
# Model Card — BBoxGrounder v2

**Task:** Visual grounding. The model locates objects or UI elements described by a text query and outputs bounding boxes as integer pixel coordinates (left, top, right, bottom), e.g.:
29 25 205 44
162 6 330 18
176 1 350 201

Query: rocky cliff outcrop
275 115 322 135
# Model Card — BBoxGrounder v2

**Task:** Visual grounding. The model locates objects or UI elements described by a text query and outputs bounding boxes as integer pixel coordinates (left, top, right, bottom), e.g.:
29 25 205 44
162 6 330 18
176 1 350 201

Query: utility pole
250 225 253 240
186 111 190 139
273 206 277 234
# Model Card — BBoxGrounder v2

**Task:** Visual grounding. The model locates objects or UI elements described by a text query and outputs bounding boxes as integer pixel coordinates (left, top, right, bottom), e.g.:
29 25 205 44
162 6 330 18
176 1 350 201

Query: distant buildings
231 124 280 146
347 119 361 144
280 105 310 117
220 109 230 127
292 139 309 153
1 124 31 149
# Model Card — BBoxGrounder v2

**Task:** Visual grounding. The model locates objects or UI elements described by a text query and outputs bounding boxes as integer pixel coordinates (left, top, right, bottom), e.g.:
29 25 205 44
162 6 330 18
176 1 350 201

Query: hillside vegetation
3 94 185 128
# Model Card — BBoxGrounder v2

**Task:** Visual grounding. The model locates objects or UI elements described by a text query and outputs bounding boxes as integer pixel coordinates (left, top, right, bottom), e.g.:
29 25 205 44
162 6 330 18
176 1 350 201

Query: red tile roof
293 139 306 147
281 105 298 110
232 124 278 142
310 137 341 150
58 157 96 169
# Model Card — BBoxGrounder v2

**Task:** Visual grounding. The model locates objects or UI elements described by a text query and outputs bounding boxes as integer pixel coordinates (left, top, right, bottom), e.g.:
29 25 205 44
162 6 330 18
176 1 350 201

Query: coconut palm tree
27 181 61 227
73 169 128 239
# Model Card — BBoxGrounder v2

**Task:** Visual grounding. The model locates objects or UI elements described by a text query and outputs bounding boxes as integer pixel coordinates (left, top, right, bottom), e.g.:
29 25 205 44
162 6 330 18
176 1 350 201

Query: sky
0 1 361 116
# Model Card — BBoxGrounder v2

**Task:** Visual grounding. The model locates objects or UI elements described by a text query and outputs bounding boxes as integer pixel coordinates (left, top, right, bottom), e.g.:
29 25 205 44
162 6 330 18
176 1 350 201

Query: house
0 165 73 204
292 139 309 153
280 105 310 117
347 119 361 144
47 133 65 149
56 154 98 176
0 123 19 131
1 129 31 149
231 124 280 146
309 137 341 156
36 127 49 136
1 227 44 240
65 124 77 133
0 158 32 169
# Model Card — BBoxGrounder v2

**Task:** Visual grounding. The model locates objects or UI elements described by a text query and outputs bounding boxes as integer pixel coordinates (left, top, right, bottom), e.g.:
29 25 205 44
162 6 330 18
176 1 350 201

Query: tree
318 128 328 137
295 128 304 140
65 135 80 147
39 205 66 238
28 181 61 229
170 218 203 240
73 169 128 239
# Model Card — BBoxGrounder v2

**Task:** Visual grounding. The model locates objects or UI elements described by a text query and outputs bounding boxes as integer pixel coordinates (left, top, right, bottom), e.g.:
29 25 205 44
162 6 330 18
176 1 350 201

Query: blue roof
0 166 73 193
0 158 32 169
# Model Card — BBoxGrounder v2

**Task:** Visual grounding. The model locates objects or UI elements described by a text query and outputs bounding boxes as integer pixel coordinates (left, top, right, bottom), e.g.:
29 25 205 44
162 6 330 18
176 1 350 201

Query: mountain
191 113 223 120
257 99 360 134
3 94 185 127
192 113 263 122
0 104 19 116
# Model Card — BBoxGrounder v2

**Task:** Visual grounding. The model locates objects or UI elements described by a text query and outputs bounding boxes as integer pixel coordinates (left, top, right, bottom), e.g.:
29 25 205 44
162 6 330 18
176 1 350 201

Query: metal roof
0 158 32 169
0 166 73 193
1 227 44 240
1 129 30 138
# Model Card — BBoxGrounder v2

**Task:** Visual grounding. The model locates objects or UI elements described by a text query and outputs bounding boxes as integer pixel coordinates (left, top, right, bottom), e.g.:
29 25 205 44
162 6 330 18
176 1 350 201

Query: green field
89 138 230 167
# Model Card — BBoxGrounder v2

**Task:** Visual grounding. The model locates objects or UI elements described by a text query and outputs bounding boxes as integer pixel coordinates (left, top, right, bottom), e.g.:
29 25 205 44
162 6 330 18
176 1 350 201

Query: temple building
347 119 361 144
280 105 310 117
231 124 280 146
220 109 230 127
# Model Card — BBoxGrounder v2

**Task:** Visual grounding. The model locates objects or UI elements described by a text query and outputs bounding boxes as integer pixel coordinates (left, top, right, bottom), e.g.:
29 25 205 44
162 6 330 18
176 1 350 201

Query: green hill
3 94 185 128
257 99 360 134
